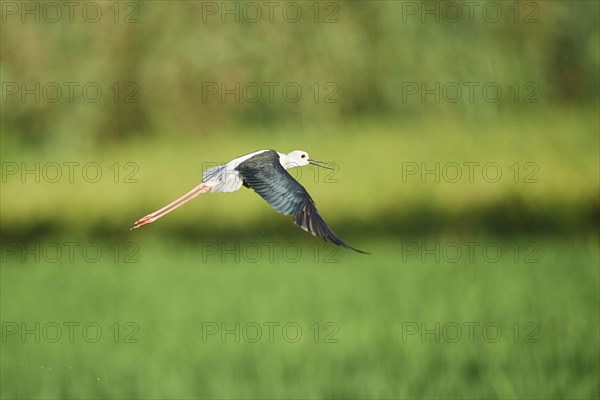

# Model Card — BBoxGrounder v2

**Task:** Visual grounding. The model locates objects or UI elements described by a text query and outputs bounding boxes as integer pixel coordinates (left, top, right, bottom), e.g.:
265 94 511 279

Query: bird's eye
301 154 306 158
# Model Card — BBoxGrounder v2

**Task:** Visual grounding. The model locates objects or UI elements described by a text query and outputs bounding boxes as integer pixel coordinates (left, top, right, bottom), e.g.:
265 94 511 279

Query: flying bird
131 149 366 253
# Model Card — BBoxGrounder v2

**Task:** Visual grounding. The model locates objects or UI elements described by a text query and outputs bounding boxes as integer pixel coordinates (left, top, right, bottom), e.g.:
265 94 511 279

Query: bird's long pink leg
143 183 208 219
131 183 212 230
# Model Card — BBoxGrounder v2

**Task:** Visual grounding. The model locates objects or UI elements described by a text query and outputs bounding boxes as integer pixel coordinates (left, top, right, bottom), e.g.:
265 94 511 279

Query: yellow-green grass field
2 107 597 238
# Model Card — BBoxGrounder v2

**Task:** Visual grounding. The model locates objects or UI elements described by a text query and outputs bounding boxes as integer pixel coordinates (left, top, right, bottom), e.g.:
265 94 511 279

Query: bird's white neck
278 152 294 170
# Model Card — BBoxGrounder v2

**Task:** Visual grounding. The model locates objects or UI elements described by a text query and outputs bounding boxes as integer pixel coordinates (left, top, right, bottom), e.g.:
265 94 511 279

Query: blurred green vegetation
1 106 598 240
1 236 598 399
1 2 598 144
1 1 599 239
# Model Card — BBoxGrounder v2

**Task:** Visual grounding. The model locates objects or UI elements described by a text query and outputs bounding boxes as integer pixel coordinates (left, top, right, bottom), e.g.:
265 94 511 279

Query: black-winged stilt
131 149 366 253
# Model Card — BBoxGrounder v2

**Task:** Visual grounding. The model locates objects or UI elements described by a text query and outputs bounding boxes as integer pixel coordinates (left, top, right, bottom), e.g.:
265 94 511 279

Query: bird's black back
235 150 367 253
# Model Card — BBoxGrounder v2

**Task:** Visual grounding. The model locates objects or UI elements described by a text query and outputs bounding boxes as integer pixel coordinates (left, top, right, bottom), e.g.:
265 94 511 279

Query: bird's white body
202 149 306 193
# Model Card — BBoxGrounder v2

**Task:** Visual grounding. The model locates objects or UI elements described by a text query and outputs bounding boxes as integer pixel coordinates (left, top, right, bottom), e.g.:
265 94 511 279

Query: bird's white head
281 150 334 171
281 150 310 169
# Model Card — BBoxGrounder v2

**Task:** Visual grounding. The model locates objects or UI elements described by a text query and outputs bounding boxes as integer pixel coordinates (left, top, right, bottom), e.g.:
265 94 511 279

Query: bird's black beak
308 159 335 170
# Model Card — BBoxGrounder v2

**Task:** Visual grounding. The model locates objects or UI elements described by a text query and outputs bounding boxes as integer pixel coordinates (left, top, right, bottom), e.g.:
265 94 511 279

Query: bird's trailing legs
131 183 211 230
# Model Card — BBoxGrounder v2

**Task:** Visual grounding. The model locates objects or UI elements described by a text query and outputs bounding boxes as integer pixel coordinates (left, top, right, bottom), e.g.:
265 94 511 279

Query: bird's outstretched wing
235 150 367 253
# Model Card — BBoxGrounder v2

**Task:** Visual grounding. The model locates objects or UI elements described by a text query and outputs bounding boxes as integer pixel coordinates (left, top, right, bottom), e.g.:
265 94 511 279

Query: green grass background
2 106 597 237
2 236 598 399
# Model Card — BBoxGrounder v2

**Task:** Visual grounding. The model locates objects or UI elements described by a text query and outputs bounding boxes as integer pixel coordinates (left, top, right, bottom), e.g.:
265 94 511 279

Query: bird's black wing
235 150 367 253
